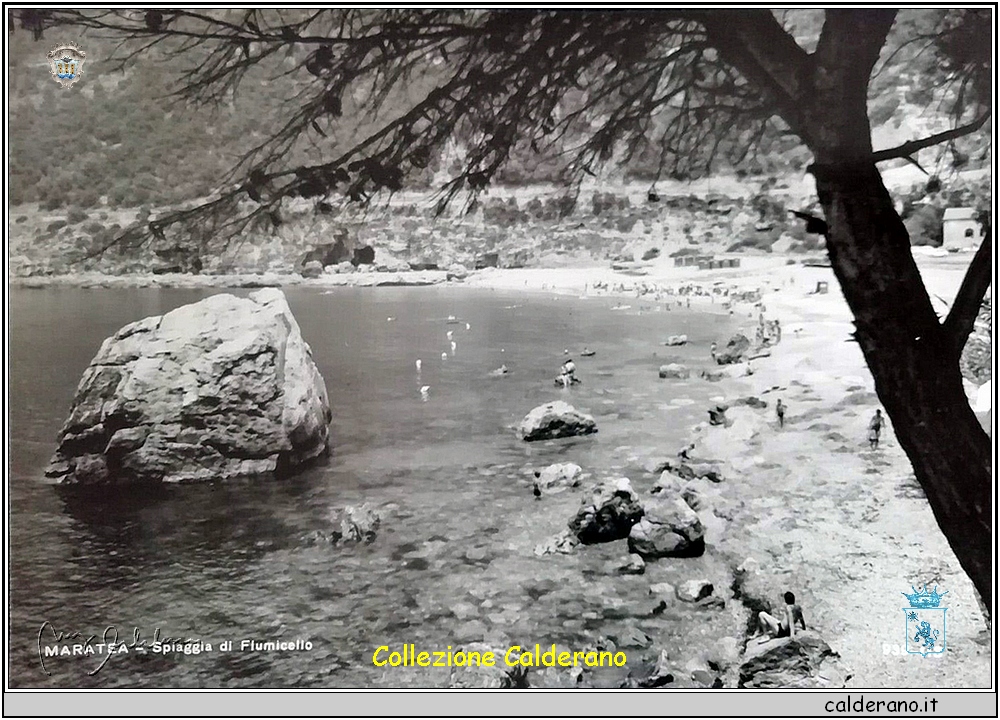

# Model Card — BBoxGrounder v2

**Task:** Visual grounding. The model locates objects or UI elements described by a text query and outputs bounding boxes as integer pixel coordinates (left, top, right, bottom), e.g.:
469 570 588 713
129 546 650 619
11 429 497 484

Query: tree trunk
813 161 992 614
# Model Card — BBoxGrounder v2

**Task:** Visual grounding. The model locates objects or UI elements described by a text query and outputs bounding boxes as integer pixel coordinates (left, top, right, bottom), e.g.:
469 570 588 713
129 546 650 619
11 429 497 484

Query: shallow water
8 286 736 688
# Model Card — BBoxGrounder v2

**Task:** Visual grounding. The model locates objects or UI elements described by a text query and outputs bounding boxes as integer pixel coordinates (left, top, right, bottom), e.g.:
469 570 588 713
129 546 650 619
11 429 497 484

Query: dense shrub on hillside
592 192 631 216
727 233 776 253
67 208 88 224
903 205 944 246
750 193 787 224
788 234 826 253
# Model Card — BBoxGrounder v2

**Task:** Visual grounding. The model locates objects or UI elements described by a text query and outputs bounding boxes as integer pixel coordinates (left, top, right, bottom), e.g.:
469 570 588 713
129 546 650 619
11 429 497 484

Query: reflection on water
9 286 734 688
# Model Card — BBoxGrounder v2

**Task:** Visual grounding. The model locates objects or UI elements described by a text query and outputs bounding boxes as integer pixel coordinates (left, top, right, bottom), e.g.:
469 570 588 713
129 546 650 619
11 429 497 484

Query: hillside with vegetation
6 9 991 277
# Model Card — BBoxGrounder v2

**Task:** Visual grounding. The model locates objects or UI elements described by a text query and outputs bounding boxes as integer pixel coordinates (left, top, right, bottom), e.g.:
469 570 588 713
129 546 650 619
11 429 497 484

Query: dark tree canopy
16 8 994 614
19 9 986 242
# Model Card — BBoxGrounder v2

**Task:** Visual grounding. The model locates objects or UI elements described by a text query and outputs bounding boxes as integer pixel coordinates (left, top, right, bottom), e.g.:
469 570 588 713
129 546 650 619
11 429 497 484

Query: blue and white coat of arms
47 43 86 88
902 585 947 657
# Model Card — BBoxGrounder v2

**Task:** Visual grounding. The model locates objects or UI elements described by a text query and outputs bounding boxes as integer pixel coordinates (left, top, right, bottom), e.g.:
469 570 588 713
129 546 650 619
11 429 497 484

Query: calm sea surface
8 286 736 688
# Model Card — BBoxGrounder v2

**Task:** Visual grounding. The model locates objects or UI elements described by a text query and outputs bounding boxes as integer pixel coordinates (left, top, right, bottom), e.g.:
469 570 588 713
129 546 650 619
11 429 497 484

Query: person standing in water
558 358 578 387
776 399 786 428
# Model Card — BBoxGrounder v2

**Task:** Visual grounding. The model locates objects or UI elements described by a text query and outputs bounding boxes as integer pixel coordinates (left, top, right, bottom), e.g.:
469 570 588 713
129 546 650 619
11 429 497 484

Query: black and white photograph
4 6 995 709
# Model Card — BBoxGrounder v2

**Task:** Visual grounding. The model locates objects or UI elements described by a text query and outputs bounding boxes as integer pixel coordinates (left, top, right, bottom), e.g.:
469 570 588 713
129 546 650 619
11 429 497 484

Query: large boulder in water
518 401 597 441
45 289 332 485
569 477 643 544
628 496 705 558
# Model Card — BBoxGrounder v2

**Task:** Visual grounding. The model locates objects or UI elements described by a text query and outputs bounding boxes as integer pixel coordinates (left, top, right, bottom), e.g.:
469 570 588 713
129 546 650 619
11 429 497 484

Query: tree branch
942 235 992 354
697 10 812 139
814 10 897 90
872 112 990 163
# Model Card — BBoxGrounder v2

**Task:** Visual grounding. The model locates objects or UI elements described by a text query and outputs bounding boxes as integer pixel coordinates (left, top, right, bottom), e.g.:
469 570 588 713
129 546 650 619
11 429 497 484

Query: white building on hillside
943 207 984 250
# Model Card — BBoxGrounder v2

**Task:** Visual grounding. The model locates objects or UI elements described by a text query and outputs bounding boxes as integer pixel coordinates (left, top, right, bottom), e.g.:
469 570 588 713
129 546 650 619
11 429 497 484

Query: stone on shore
677 579 715 602
449 643 525 688
738 632 847 688
617 553 646 575
649 582 676 613
534 529 580 556
708 404 729 426
658 363 691 379
620 649 674 688
534 462 583 492
519 401 597 441
715 333 751 365
300 260 324 279
46 288 331 485
663 334 688 346
652 457 725 484
628 497 705 558
569 477 643 544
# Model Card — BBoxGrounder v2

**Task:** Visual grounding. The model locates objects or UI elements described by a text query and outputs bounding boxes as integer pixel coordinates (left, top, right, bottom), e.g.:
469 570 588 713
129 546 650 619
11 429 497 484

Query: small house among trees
942 207 984 250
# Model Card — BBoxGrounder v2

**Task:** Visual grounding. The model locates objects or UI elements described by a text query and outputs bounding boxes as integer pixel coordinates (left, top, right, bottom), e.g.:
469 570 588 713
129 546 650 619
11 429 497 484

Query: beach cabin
943 208 984 250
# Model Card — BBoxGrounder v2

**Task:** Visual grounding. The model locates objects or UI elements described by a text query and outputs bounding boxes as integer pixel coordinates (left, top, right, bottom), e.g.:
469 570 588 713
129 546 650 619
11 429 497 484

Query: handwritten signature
37 622 194 676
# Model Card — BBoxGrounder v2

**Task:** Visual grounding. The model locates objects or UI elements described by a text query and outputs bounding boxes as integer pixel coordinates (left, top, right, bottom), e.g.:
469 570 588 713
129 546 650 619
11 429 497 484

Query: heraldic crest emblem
902 585 948 657
47 43 86 88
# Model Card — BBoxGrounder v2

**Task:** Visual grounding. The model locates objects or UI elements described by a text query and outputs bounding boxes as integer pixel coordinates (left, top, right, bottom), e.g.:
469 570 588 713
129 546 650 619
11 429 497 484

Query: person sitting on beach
756 592 807 640
776 399 786 428
868 409 883 449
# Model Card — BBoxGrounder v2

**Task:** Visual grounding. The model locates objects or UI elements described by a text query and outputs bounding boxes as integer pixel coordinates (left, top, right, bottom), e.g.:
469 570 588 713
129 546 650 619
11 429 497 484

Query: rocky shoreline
11 253 990 689
9 269 452 290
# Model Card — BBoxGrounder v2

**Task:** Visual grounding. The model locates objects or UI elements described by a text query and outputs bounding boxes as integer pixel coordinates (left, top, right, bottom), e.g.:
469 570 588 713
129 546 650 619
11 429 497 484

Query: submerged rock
569 477 644 544
610 626 653 650
333 503 381 544
628 497 705 558
534 462 583 492
303 504 380 546
46 289 331 485
621 649 674 688
658 363 691 379
448 643 525 688
519 401 597 441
